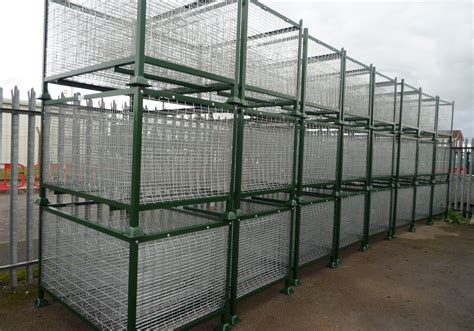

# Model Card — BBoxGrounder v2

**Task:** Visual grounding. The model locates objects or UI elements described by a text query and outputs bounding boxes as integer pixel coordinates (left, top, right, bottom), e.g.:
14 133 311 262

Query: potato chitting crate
37 0 455 329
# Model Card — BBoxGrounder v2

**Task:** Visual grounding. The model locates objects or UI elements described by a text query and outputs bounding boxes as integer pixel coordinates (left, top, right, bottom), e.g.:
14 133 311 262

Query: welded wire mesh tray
372 133 395 178
396 186 414 227
400 85 420 128
339 193 365 248
237 210 292 298
398 137 417 177
303 123 338 185
344 58 370 118
369 190 392 235
373 73 396 124
415 185 431 220
417 140 434 175
241 111 295 193
298 200 335 265
419 94 436 132
342 128 368 181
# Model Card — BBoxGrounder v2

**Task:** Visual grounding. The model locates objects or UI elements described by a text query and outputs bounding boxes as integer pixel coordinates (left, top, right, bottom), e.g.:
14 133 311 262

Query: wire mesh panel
373 73 396 124
419 95 436 132
401 85 420 129
435 142 450 174
398 137 417 177
136 226 229 330
141 99 234 204
241 112 295 193
372 133 395 178
237 210 291 298
44 99 134 203
369 190 392 235
246 1 300 97
340 193 365 248
342 129 368 181
41 210 129 330
298 200 335 266
415 185 431 220
417 140 434 176
396 187 414 227
432 183 448 215
305 37 341 110
344 58 370 117
437 102 453 136
303 123 338 185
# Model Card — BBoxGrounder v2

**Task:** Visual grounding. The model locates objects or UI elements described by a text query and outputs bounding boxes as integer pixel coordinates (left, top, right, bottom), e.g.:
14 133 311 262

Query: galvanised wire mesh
401 85 420 128
344 58 370 118
415 185 431 220
41 210 129 330
136 226 229 330
141 98 234 204
298 200 335 265
46 0 136 78
419 95 436 132
342 128 368 181
369 190 392 235
432 183 448 216
305 37 341 110
437 102 453 136
44 98 134 203
372 133 395 178
396 186 414 227
303 123 338 185
246 1 300 97
435 142 450 174
339 193 365 248
417 140 434 175
237 210 291 298
373 73 396 124
398 137 417 177
241 112 295 193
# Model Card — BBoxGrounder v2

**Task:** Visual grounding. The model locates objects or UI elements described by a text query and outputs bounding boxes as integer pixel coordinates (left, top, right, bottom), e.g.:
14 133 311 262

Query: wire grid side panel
141 100 233 204
435 142 450 174
303 124 338 185
246 2 300 97
369 190 392 235
417 141 434 175
136 226 229 330
415 185 431 220
419 97 436 132
437 103 453 135
237 211 291 298
374 74 396 123
340 194 365 248
399 138 417 177
342 129 368 181
396 187 414 227
344 59 370 117
432 183 448 215
44 101 133 203
145 1 238 83
372 134 395 178
46 0 136 78
299 201 335 265
305 38 341 110
241 114 295 193
41 210 129 330
401 88 420 128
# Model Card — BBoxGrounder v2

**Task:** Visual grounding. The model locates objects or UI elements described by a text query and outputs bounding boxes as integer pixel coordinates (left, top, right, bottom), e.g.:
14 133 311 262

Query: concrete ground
0 220 473 331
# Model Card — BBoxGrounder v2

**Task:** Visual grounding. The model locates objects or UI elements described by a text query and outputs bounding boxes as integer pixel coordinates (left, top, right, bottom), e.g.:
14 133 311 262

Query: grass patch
0 265 39 286
444 208 471 225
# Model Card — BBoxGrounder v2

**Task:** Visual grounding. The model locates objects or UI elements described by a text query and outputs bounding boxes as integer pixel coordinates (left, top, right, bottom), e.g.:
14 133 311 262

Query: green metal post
444 101 455 217
35 0 50 308
361 66 375 251
409 88 422 232
389 79 404 239
427 97 439 225
387 78 397 237
329 48 346 268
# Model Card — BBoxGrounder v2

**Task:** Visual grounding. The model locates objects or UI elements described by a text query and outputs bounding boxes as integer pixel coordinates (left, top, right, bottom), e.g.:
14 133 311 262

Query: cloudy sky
0 0 472 136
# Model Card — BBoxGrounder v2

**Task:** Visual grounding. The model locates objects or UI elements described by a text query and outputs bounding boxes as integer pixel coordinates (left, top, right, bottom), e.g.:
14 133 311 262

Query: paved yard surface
0 220 473 331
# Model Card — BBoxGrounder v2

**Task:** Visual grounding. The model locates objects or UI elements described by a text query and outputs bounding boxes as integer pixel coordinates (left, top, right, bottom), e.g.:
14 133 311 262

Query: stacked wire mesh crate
37 0 454 330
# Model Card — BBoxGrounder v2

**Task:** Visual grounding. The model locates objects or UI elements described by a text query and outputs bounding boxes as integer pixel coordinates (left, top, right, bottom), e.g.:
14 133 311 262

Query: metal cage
369 189 392 235
339 193 366 248
395 186 414 227
372 133 396 179
415 185 431 220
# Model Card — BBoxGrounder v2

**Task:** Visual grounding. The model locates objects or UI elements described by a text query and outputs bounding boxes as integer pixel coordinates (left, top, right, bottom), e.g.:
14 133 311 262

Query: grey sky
0 0 472 136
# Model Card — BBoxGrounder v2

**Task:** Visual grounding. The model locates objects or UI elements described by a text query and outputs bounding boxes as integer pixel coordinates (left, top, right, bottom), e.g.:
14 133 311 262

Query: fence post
468 138 473 217
461 138 468 216
0 87 3 162
26 89 36 283
9 86 20 288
